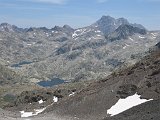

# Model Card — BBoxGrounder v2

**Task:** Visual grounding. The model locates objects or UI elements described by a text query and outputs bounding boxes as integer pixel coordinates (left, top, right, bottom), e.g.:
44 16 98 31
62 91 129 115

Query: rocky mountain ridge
0 15 159 82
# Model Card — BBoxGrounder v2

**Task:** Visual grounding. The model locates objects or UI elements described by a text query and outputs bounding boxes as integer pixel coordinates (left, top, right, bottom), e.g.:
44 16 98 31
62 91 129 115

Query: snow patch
72 29 88 38
151 33 157 36
53 96 58 103
27 44 32 46
20 111 32 118
69 92 75 97
123 46 126 49
20 97 59 118
152 36 156 39
55 45 58 48
123 44 129 49
76 29 81 32
107 93 153 116
139 36 145 39
129 37 134 41
20 108 46 118
88 38 92 40
72 32 78 38
95 30 101 33
97 35 101 37
38 99 44 104
126 44 130 47
74 37 78 40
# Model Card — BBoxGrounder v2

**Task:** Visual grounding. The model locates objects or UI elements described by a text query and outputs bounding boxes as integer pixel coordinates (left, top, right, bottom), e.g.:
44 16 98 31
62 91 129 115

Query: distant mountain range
0 15 159 82
0 15 160 120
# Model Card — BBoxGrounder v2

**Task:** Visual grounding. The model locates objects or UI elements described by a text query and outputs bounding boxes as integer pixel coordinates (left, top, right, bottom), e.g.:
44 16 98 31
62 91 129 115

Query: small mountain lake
11 61 33 67
37 78 67 87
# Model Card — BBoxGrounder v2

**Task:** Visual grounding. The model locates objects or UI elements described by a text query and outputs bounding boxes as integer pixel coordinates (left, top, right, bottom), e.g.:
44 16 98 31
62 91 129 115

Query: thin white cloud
20 0 68 4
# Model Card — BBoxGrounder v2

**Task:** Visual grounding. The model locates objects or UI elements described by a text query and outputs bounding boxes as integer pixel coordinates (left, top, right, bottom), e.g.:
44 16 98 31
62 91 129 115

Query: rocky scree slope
38 44 160 120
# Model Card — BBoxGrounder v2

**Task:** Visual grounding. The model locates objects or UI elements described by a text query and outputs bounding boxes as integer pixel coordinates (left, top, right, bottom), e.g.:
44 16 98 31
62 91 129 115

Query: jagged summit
116 24 147 35
63 24 73 29
0 23 16 32
63 24 74 32
117 17 129 25
0 23 25 32
99 15 116 22
107 24 147 41
92 15 145 35
94 15 128 34
52 25 63 31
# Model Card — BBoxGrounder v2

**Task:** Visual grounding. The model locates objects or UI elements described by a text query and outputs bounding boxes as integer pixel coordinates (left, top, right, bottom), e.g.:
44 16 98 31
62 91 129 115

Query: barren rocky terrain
0 16 160 120
0 16 160 82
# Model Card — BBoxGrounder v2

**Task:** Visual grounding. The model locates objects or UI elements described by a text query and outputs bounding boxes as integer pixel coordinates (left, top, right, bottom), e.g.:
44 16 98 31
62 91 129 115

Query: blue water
37 78 66 87
11 61 32 67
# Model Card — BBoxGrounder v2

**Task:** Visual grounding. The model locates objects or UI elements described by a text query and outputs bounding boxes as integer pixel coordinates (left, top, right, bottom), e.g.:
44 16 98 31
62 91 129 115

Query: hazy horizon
0 0 160 30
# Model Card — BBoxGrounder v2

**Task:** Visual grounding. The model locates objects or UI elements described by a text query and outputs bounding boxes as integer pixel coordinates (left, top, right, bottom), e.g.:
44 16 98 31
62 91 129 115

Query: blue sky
0 0 160 30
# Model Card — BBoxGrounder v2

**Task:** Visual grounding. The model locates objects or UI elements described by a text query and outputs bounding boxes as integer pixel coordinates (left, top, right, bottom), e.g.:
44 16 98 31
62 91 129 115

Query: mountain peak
0 23 14 32
100 15 115 21
63 25 74 31
107 24 147 41
115 24 147 35
63 24 72 29
95 15 126 34
117 17 129 25
52 25 63 31
0 22 11 26
93 15 145 35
